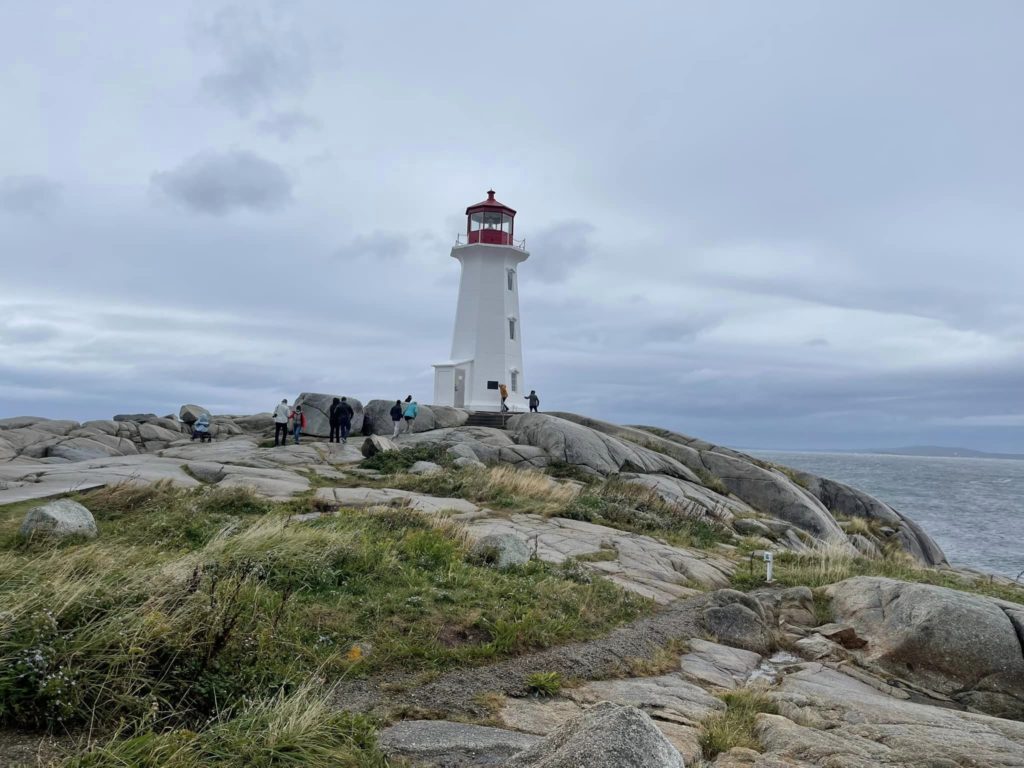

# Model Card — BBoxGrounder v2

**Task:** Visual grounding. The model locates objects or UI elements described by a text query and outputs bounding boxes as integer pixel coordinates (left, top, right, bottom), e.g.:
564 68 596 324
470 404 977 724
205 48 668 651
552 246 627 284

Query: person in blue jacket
402 396 418 434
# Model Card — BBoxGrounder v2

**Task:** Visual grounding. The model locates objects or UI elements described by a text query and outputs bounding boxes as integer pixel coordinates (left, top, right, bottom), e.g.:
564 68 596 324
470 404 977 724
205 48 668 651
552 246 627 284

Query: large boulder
507 413 700 481
48 437 130 462
19 499 98 540
362 399 468 435
827 576 1024 719
507 702 684 768
701 589 776 654
793 471 947 566
362 435 399 458
294 393 364 437
178 404 209 425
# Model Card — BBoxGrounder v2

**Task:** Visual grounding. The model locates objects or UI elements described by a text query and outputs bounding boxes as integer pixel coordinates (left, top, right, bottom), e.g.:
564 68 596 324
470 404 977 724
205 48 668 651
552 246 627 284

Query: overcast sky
2 1 1022 451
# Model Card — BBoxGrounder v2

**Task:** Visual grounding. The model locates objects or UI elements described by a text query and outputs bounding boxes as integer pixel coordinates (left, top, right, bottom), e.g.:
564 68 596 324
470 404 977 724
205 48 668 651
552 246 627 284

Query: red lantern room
465 189 516 245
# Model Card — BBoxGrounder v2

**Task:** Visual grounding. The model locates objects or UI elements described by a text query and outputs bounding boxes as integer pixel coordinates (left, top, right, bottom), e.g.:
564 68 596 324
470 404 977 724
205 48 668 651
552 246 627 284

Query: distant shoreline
748 446 1024 461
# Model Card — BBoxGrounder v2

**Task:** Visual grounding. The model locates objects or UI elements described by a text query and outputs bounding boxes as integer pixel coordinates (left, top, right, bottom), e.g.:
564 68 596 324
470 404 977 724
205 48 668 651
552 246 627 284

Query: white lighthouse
433 190 528 412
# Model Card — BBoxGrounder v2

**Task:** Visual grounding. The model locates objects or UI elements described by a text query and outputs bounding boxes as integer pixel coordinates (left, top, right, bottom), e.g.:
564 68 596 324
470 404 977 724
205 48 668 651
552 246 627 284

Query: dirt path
332 592 713 718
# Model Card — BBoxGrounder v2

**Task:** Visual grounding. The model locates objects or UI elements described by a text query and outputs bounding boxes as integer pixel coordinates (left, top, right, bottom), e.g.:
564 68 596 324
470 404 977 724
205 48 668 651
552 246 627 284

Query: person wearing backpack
402 396 419 434
289 405 306 445
390 399 404 438
337 396 354 443
525 390 540 413
329 397 343 443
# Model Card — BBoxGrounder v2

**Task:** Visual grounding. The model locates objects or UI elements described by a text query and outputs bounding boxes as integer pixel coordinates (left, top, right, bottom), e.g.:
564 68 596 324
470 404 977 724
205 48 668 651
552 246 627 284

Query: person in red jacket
289 405 306 445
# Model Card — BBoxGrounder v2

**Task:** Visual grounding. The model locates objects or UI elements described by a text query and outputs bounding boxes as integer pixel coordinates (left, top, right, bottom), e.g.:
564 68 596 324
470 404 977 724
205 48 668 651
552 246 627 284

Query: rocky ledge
4 399 1023 767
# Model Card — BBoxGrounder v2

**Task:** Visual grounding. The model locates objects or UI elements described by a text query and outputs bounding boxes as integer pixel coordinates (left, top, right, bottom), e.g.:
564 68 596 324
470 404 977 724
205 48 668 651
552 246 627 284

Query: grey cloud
151 150 292 215
0 175 61 216
524 220 594 281
198 5 311 116
257 110 320 140
335 232 411 262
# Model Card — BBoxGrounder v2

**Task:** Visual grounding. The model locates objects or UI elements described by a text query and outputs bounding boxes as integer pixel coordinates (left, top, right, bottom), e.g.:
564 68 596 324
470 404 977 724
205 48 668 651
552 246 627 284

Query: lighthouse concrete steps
465 411 512 429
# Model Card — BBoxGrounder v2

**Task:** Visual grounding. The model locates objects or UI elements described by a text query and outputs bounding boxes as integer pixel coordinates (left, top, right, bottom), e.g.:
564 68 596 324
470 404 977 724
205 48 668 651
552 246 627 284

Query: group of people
270 397 354 446
270 395 415 446
267 389 540 447
500 386 540 414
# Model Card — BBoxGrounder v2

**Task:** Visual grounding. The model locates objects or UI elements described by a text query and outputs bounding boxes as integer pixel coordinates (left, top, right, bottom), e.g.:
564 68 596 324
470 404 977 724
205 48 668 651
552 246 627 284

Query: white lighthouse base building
434 191 529 412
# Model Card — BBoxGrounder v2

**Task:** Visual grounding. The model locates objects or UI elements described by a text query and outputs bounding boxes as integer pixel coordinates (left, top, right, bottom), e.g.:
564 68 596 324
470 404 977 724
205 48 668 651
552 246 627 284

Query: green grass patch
63 683 388 768
525 671 563 697
359 444 449 474
694 468 729 497
699 688 778 758
0 483 649 745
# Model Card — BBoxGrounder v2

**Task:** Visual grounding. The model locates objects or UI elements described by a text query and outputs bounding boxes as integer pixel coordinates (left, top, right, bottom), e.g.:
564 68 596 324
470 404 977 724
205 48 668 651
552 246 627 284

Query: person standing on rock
289 405 306 445
499 383 509 412
273 399 290 446
329 397 343 443
525 390 540 413
390 400 404 438
402 396 418 434
337 397 354 444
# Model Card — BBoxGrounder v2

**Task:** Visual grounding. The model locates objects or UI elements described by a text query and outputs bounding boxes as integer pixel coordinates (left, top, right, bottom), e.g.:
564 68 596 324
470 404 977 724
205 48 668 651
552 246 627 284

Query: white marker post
763 551 774 584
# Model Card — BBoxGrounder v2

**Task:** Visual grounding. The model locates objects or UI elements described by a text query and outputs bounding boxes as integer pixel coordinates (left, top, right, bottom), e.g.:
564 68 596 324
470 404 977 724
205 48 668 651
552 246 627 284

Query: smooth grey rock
185 462 227 484
466 513 734 602
380 720 539 767
733 518 773 537
48 437 128 462
453 456 485 469
702 589 775 653
471 532 531 568
507 702 684 768
294 393 364 437
361 434 398 458
795 471 948 566
827 576 1024 718
619 472 753 522
138 423 184 443
507 413 699 480
409 460 443 475
362 399 468 435
849 532 881 557
20 498 98 539
178 404 208 424
763 662 1024 767
113 413 158 423
678 638 762 690
230 413 275 432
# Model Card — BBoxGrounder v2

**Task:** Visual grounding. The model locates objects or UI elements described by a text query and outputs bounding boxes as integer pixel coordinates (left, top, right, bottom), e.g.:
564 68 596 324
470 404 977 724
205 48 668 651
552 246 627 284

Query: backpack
390 404 403 420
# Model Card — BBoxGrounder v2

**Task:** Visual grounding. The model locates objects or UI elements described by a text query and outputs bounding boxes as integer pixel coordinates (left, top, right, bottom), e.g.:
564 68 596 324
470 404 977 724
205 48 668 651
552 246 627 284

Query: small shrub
525 671 563 697
812 591 833 625
359 445 447 474
696 468 730 497
699 688 778 758
545 461 594 483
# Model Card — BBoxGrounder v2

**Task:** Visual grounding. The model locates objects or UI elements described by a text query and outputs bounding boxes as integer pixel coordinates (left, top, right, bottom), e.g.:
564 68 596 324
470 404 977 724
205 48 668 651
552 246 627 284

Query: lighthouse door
454 369 466 408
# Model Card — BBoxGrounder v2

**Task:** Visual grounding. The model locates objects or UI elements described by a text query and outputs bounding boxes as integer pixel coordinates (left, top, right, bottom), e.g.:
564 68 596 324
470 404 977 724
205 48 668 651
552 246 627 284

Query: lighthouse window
507 270 514 290
509 318 516 340
482 211 503 229
510 372 518 392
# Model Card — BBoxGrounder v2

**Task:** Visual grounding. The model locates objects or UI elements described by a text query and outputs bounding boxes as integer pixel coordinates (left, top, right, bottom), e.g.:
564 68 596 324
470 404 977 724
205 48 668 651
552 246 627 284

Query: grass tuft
525 671 563 697
699 688 778 759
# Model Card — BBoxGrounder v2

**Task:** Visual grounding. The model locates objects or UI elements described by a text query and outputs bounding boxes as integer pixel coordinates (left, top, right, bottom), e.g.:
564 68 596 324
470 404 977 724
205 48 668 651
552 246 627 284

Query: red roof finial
487 189 496 200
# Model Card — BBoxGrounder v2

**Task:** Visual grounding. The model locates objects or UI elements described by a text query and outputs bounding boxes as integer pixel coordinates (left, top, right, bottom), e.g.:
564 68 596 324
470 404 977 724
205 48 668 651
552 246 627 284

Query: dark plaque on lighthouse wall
486 381 499 390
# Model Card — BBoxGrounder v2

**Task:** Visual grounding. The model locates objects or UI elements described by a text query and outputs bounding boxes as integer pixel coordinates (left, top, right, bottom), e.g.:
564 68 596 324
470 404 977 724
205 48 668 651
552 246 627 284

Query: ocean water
750 451 1024 579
